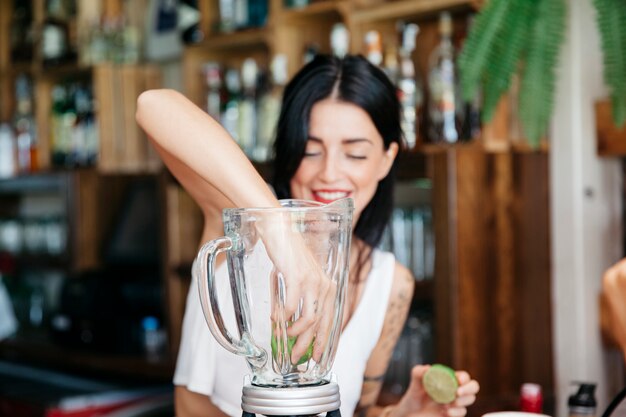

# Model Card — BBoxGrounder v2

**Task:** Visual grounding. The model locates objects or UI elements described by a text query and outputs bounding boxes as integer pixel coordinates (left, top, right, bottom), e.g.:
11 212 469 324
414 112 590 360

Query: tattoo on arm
363 374 386 382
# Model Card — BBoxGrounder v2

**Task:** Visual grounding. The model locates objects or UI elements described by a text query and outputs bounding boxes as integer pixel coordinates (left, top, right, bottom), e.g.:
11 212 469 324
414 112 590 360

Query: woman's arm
136 89 279 220
354 263 479 417
137 88 337 359
355 262 415 417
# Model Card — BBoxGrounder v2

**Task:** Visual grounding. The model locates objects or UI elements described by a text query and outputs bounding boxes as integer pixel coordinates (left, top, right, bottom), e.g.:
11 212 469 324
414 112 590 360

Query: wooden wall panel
433 147 553 416
513 152 553 408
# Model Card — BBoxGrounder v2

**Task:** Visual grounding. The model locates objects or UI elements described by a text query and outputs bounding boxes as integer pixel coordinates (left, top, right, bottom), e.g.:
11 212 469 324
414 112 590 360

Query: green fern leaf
519 0 567 147
458 0 513 102
594 0 626 126
480 0 539 122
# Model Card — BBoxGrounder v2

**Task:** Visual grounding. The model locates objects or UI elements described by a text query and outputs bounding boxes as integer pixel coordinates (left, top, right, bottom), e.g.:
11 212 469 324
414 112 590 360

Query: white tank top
174 249 396 417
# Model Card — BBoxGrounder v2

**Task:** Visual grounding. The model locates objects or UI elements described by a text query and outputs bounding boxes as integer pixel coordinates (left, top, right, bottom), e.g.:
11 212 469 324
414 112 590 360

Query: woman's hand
259 213 337 364
391 365 479 417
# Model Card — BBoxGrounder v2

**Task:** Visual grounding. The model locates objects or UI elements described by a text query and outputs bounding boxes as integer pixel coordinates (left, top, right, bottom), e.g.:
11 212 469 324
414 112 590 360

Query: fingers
445 406 468 417
312 281 337 361
449 371 479 416
290 324 315 365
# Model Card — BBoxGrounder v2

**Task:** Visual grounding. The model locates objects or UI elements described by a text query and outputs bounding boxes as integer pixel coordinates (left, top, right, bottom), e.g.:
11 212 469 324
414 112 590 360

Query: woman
136 54 479 417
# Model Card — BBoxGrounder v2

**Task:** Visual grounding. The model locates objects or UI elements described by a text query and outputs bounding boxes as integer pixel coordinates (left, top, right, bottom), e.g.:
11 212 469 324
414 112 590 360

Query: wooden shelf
350 0 477 23
197 27 270 50
13 253 71 270
279 0 350 21
0 336 174 382
35 63 92 79
0 171 69 194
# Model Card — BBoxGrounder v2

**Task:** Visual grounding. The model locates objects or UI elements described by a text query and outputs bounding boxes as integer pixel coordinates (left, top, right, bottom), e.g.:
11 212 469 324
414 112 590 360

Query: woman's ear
377 142 399 181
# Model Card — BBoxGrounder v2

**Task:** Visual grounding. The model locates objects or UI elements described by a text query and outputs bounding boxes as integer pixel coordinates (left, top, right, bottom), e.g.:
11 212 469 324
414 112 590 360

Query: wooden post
432 146 553 416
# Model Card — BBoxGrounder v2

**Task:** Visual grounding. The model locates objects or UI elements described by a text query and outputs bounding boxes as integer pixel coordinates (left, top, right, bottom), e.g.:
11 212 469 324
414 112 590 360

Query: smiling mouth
312 191 351 203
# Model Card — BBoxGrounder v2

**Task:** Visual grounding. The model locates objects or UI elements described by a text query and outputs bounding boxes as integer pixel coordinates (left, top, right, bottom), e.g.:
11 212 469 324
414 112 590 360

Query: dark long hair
272 54 403 258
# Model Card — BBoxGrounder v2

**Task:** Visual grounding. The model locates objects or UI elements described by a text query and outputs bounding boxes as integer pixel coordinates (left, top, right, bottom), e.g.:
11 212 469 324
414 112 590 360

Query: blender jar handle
196 237 266 364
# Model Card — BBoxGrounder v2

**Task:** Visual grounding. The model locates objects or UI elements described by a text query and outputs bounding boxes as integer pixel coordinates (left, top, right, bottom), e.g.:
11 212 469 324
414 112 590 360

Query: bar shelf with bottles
1 0 163 176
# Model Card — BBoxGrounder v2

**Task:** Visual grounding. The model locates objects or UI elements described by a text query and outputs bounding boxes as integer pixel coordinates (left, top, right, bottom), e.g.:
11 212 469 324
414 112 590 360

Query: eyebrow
307 136 374 145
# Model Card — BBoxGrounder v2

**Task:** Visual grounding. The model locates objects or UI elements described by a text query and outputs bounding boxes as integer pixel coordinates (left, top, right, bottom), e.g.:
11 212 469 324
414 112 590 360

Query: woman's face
290 98 399 223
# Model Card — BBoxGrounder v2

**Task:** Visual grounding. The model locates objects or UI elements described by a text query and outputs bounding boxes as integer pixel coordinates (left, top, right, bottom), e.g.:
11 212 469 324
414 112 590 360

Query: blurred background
0 0 624 416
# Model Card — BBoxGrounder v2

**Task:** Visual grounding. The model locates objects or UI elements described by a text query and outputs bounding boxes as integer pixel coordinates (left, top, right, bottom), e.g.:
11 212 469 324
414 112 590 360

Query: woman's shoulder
369 248 414 306
389 259 415 308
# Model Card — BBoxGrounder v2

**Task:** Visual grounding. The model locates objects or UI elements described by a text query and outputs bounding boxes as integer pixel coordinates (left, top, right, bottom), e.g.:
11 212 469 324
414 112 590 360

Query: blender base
241 379 341 417
242 410 340 417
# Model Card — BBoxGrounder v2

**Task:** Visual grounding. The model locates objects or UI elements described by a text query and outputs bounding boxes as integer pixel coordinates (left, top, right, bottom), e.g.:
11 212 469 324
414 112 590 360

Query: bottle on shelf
50 82 97 168
397 22 422 150
285 0 309 9
234 0 249 30
239 58 258 157
219 0 236 32
256 54 288 162
13 74 37 173
0 124 17 179
364 30 383 67
520 383 543 414
247 0 269 29
51 84 73 167
41 0 77 67
9 0 34 63
427 12 461 143
458 14 481 141
221 68 242 145
330 23 350 59
303 43 320 65
203 62 223 121
568 383 597 417
73 86 98 166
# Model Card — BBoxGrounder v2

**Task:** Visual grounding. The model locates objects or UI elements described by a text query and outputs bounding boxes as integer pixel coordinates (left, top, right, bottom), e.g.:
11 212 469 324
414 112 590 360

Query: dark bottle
569 383 597 417
10 0 34 62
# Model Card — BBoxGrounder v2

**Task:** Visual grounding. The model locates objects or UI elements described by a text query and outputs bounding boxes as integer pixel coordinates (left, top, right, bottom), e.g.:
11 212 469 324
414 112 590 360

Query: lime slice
423 364 458 404
271 332 314 365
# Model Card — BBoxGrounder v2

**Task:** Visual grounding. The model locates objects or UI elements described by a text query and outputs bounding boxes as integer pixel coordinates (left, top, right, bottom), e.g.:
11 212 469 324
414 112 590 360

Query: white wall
551 0 625 416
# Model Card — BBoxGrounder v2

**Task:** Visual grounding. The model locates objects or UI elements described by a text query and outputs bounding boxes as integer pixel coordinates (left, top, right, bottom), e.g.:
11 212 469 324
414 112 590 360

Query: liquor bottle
397 22 422 150
239 58 258 157
221 68 242 144
330 23 350 59
82 86 99 166
248 0 269 28
365 30 383 67
427 12 461 143
13 74 37 173
234 0 249 29
256 55 288 161
203 62 223 121
73 86 92 166
9 0 34 62
459 14 481 141
303 43 320 65
219 0 237 32
50 84 76 167
41 0 77 67
0 124 16 179
384 44 399 85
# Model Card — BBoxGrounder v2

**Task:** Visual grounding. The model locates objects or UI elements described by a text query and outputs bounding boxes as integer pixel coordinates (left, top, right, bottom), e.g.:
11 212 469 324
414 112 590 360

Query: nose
319 153 341 183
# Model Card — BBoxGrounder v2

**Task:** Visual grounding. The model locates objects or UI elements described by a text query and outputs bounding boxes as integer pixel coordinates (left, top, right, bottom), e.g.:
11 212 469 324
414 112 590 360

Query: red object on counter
520 383 543 413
